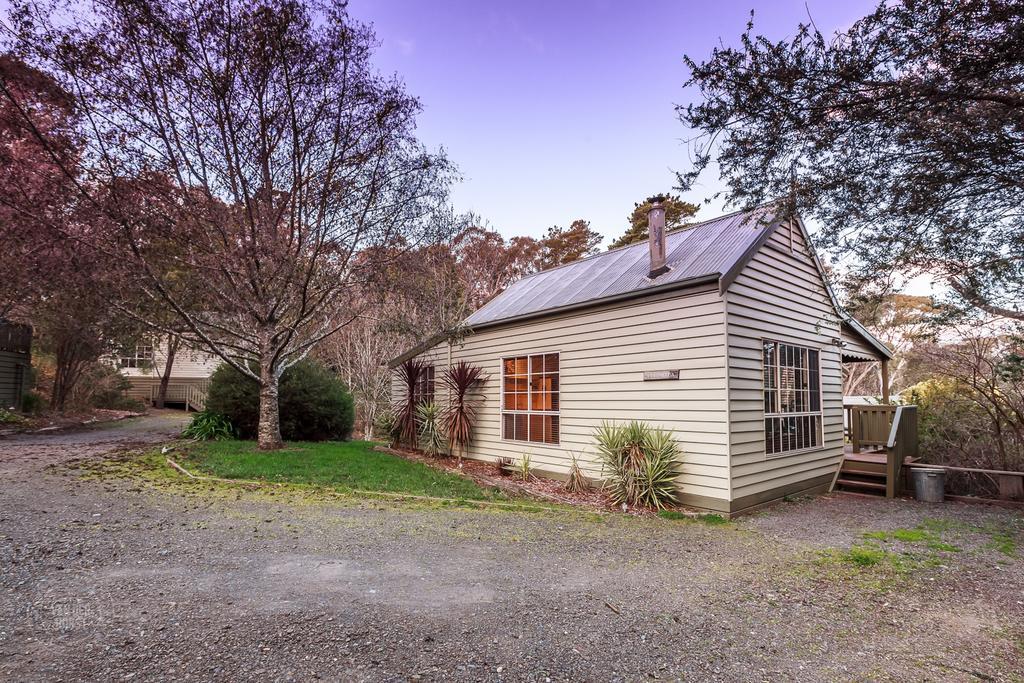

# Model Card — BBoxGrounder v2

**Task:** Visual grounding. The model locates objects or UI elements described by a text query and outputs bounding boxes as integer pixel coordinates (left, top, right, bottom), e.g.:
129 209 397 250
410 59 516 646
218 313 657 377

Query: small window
502 353 559 444
412 365 435 404
763 341 822 455
120 345 153 369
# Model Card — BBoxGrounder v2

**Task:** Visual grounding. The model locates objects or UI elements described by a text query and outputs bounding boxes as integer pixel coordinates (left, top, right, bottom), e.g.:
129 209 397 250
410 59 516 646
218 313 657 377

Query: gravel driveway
2 414 1023 682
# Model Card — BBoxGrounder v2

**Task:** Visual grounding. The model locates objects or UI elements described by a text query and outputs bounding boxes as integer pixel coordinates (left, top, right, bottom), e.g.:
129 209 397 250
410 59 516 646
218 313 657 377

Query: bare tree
318 314 405 440
5 0 452 448
915 324 1024 474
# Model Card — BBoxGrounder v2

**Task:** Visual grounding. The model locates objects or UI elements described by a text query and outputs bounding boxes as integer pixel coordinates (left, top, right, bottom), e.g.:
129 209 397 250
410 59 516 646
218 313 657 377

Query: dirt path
2 416 1023 682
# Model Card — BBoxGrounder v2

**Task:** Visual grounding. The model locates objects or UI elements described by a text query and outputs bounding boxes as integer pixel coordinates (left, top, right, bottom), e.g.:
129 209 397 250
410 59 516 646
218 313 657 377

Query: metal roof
389 204 893 366
465 205 780 328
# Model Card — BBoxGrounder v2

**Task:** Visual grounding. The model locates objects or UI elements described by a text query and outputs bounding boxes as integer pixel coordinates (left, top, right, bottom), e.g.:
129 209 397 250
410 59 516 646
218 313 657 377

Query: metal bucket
912 468 946 503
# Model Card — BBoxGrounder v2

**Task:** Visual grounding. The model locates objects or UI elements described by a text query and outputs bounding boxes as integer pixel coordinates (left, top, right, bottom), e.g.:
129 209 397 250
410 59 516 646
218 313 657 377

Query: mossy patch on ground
862 525 962 553
657 510 732 526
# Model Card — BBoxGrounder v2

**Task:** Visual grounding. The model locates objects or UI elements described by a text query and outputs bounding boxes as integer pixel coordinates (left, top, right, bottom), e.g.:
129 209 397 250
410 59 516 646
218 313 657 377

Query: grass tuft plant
518 452 532 482
594 420 680 510
181 411 234 440
565 452 589 494
416 401 448 457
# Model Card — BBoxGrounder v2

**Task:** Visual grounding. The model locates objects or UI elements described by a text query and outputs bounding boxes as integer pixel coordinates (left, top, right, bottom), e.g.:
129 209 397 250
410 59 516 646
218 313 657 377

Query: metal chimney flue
647 197 669 278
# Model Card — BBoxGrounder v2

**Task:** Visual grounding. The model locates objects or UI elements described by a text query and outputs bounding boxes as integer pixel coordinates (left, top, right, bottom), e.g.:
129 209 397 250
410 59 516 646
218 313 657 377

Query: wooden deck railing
849 405 897 453
884 405 918 498
847 404 918 498
185 381 209 412
149 380 209 412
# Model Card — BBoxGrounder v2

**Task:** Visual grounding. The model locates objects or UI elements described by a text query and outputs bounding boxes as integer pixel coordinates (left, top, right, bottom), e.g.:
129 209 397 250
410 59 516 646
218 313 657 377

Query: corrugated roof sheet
465 205 779 327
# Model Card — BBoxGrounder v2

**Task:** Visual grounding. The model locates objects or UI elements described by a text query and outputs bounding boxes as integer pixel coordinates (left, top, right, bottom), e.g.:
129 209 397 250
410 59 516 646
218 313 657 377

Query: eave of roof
788 216 893 361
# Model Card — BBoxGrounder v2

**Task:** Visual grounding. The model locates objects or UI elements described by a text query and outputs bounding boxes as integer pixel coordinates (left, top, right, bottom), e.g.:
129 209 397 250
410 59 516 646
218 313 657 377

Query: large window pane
502 352 560 445
763 341 822 456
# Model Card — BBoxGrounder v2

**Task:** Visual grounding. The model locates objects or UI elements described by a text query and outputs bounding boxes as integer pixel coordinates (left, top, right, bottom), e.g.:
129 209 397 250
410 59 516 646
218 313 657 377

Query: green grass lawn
179 439 503 501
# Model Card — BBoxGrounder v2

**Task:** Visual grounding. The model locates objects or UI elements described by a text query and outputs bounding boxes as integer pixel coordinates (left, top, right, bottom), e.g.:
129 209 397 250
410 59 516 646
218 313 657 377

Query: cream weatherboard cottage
391 202 891 514
118 338 219 410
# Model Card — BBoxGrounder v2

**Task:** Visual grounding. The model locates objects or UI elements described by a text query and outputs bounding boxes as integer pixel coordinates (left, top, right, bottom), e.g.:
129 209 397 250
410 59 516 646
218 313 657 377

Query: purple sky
351 0 876 245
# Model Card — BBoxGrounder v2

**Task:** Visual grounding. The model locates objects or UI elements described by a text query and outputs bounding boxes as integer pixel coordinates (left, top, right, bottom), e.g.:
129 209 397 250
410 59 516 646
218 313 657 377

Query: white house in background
118 338 219 409
390 201 892 515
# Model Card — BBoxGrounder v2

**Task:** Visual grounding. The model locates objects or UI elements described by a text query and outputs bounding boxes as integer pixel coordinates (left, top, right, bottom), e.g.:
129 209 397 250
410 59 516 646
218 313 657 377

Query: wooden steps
836 476 887 493
834 450 919 496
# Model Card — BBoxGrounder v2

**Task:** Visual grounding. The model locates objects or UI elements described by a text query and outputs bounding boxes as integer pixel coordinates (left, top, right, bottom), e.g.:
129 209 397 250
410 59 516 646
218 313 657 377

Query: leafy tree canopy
678 0 1024 321
609 193 699 249
539 219 602 268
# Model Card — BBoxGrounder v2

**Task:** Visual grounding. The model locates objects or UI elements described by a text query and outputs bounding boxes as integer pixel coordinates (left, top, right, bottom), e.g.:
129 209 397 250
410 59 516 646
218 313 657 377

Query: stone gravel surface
2 413 1022 682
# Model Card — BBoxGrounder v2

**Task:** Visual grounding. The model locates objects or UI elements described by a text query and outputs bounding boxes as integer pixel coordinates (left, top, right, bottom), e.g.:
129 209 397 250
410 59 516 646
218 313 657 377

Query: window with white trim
120 344 154 369
412 365 435 404
502 353 559 444
763 341 822 455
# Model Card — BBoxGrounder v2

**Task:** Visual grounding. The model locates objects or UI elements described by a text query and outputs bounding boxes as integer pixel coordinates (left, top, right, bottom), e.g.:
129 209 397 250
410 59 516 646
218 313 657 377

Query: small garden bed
177 439 506 501
375 444 683 515
0 407 145 436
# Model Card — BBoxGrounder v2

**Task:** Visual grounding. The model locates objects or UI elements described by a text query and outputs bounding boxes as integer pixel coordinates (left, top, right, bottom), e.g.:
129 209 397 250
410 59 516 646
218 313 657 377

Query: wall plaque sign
643 370 680 381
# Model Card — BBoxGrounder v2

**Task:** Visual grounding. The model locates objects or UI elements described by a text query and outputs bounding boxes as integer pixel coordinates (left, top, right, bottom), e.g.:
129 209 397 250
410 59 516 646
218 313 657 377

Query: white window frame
120 344 154 369
500 351 560 445
762 339 824 457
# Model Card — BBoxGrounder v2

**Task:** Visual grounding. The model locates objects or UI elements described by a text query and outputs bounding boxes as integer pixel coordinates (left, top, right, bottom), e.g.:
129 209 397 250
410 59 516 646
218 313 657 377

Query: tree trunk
155 335 180 409
363 401 375 440
257 362 283 450
51 338 83 412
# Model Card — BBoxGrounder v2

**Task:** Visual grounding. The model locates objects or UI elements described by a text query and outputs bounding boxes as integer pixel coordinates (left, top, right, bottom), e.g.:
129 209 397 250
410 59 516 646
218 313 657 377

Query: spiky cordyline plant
394 357 425 449
416 401 448 457
594 421 680 510
441 360 484 463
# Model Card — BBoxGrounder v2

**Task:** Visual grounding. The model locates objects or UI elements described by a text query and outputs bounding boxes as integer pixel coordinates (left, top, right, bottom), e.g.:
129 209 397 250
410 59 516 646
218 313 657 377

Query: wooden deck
843 444 886 464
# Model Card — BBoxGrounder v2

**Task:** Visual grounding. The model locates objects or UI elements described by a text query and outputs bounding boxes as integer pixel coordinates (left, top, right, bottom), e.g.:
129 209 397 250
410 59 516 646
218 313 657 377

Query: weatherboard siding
724 221 845 507
120 339 219 379
398 285 732 504
0 349 29 409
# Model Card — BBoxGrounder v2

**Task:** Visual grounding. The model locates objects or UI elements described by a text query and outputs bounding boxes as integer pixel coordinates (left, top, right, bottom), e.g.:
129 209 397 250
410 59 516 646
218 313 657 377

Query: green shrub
181 411 234 440
73 362 144 411
594 420 680 510
205 360 355 441
0 408 26 424
20 391 44 415
372 410 395 443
